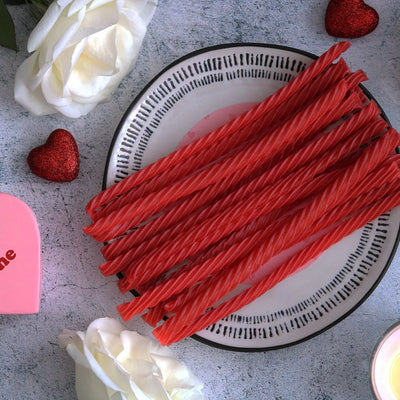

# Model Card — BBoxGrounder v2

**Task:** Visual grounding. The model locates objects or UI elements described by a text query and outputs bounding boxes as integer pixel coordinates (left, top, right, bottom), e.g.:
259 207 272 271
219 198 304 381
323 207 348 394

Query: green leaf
0 0 17 51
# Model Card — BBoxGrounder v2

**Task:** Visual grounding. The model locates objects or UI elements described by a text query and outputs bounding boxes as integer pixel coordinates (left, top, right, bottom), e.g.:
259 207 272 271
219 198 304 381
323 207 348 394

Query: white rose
14 0 157 118
59 318 208 400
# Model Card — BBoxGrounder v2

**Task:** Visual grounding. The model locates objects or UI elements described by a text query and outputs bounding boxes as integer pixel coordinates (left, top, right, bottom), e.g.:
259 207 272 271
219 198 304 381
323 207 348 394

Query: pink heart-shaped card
0 193 41 314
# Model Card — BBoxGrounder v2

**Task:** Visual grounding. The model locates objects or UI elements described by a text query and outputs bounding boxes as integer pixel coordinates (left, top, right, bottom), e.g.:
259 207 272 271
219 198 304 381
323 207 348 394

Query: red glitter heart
325 0 379 38
28 129 80 182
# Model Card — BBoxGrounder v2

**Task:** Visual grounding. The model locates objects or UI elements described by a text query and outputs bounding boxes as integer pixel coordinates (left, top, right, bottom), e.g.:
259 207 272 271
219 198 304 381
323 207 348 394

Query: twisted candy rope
84 80 349 238
90 71 368 242
116 168 342 297
98 89 361 246
102 98 372 275
86 41 351 216
162 160 400 315
101 97 380 259
149 134 400 335
91 58 352 222
153 168 400 341
156 188 400 345
92 71 367 243
117 159 400 319
110 118 387 286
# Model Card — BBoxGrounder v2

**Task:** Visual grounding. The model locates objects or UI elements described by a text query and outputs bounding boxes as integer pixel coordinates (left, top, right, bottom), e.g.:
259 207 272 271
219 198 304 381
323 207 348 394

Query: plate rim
103 42 400 352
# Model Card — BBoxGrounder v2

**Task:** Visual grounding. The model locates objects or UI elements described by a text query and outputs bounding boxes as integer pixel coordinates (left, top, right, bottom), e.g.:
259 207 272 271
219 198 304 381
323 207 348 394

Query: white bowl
106 43 400 351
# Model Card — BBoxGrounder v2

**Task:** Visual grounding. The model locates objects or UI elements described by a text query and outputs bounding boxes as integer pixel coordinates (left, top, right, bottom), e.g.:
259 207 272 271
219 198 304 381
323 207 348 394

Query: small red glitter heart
28 129 80 182
325 0 379 39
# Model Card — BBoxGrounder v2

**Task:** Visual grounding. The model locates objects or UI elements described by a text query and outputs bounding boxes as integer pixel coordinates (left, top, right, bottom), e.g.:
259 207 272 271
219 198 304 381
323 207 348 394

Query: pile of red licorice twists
84 42 400 346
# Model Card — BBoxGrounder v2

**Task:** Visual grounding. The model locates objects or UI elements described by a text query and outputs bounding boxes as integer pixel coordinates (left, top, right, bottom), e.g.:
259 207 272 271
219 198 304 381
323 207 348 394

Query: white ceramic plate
104 44 400 351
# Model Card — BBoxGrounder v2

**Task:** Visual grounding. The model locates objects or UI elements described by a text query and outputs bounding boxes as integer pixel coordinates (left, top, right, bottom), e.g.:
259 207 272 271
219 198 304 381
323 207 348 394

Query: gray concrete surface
0 1 399 399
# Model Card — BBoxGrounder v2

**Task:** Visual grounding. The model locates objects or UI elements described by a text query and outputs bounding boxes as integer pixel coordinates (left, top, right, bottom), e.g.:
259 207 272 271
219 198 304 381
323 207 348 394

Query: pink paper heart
0 193 41 314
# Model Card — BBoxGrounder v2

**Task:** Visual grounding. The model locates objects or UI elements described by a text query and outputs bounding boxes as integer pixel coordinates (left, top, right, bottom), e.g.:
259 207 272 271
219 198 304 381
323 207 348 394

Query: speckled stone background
0 1 399 399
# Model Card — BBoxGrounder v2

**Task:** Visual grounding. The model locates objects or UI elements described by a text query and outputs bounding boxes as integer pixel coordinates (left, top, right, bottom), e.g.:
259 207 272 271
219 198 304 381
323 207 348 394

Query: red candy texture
28 129 80 182
325 0 379 38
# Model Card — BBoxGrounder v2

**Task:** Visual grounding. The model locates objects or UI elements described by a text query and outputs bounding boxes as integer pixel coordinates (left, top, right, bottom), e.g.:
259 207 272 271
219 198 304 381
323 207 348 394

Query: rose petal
55 99 98 117
67 0 92 17
59 329 79 348
151 353 205 394
124 359 170 400
33 5 86 85
127 0 158 25
82 341 124 392
85 317 125 347
118 7 147 43
41 66 72 107
14 54 57 115
67 1 121 47
52 6 86 61
61 331 91 370
128 372 171 400
75 364 111 400
53 38 86 95
27 0 69 52
66 54 116 99
170 389 209 400
82 1 120 31
87 0 116 11
82 25 119 75
119 331 156 361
